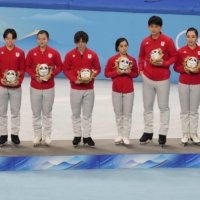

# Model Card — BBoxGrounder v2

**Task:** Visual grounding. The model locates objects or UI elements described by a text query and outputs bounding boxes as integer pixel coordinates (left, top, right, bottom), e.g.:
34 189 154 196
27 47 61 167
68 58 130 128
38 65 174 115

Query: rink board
0 139 200 171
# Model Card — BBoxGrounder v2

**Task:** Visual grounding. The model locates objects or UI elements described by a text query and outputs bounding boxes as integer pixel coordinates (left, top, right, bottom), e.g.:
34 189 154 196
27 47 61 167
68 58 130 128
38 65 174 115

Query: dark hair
148 16 162 26
74 31 89 43
115 38 129 52
186 27 198 37
3 29 17 39
37 30 49 39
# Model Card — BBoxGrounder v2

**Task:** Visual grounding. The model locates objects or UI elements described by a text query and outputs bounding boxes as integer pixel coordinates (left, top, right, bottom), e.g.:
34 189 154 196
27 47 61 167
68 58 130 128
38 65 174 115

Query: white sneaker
33 135 42 147
115 135 123 144
44 135 51 146
122 136 130 145
190 133 200 144
181 133 189 145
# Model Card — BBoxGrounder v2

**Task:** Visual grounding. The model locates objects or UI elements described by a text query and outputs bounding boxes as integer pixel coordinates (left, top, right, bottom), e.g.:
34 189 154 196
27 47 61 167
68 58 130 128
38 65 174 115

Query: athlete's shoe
181 133 189 146
33 135 42 147
0 135 8 147
115 135 123 145
83 137 95 148
122 136 130 145
11 134 20 145
139 132 153 143
190 133 200 144
44 135 51 146
72 137 81 147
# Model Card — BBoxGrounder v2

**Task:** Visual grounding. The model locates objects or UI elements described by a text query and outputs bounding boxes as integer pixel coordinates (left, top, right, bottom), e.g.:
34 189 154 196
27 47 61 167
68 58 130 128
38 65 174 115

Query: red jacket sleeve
104 57 118 78
162 38 178 67
63 53 77 82
173 51 185 74
138 41 146 72
26 51 36 80
52 51 63 77
18 51 26 84
92 53 101 77
127 58 139 78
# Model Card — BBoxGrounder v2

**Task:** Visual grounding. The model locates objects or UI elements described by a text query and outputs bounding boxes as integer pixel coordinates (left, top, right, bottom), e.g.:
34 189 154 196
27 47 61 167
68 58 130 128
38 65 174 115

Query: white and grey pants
0 86 21 136
70 89 94 138
178 83 200 134
30 87 55 136
142 74 170 135
112 91 134 138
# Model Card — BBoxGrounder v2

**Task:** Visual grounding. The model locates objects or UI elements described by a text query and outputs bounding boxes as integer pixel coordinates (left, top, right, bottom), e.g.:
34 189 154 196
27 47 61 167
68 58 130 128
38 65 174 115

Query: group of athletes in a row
0 15 199 148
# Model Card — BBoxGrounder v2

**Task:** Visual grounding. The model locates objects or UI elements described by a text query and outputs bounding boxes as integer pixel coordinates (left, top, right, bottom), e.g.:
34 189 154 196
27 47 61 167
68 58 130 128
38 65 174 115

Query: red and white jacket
63 48 101 90
138 33 177 81
174 45 200 85
0 46 25 88
104 54 138 93
26 46 63 90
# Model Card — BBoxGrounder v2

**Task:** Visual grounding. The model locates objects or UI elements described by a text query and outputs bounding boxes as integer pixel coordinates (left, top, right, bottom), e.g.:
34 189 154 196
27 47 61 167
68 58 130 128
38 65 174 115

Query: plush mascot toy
184 56 200 73
2 70 20 86
36 64 53 81
77 68 96 83
115 57 133 73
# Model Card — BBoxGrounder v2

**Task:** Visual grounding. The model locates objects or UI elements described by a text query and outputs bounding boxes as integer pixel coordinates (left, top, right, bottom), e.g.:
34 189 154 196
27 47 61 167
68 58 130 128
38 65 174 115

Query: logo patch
198 51 200 55
73 54 75 57
1 51 4 54
88 54 92 59
34 53 37 56
161 42 165 46
16 52 20 57
48 53 52 58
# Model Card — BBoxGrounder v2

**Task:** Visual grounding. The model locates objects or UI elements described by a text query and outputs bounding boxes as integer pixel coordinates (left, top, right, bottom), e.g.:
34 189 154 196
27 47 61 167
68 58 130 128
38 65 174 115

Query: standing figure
138 16 177 147
105 38 138 145
174 27 200 146
63 31 101 148
26 30 62 147
0 28 25 146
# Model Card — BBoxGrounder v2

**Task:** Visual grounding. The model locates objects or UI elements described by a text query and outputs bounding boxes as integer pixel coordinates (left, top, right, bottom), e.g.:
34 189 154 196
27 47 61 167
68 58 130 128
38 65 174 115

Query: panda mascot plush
36 64 53 81
77 68 96 83
184 56 200 73
2 70 20 86
115 57 133 74
150 48 164 64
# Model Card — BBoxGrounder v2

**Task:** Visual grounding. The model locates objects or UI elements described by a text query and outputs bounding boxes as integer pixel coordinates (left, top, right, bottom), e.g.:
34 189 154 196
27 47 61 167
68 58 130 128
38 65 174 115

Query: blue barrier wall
1 6 200 82
1 0 200 15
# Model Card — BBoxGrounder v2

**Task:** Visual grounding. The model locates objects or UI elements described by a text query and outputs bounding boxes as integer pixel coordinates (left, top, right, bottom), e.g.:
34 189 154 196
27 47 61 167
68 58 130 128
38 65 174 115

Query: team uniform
0 46 25 146
138 33 177 145
63 47 101 147
174 45 200 145
104 54 138 145
26 46 62 146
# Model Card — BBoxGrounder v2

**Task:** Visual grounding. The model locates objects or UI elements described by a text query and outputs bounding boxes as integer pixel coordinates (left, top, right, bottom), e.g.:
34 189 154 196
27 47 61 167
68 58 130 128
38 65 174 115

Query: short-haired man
63 31 101 147
138 16 177 146
0 28 26 146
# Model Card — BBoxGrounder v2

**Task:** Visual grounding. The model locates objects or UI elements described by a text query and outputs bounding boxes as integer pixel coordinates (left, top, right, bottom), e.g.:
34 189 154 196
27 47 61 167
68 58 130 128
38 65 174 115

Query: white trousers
178 83 200 134
30 87 55 136
70 89 94 137
0 86 21 135
142 74 170 135
112 91 134 138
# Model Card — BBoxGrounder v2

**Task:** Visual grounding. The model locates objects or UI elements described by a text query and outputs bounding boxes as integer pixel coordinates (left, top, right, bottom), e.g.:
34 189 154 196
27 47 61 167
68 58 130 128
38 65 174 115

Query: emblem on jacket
2 70 20 86
184 56 200 73
150 48 164 63
161 42 165 46
48 53 52 58
77 68 96 83
88 54 92 59
36 64 53 81
16 52 20 57
115 57 133 74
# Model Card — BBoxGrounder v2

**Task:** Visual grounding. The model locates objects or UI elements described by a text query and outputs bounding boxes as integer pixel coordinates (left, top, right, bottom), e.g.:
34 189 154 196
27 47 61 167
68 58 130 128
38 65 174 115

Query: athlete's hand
36 77 42 83
140 71 143 77
184 68 190 74
152 60 163 66
117 69 124 75
124 69 131 74
9 81 19 87
1 79 7 86
75 80 81 84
